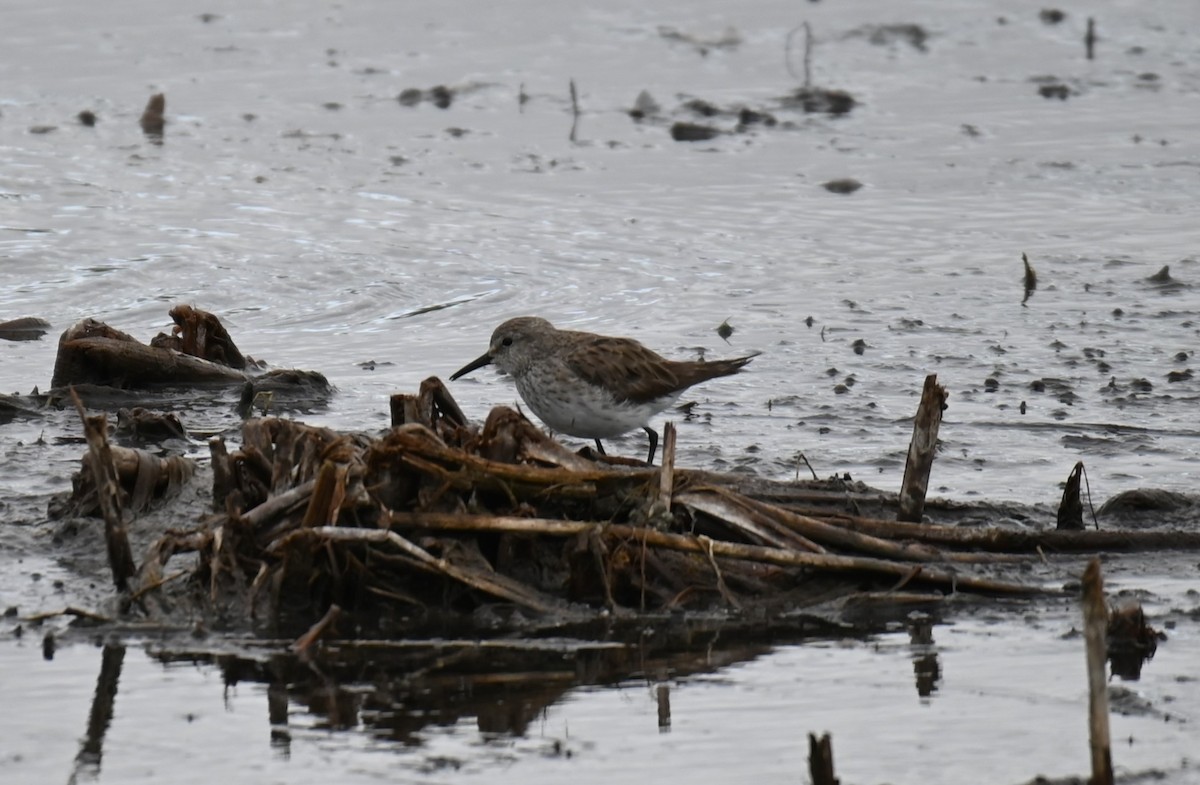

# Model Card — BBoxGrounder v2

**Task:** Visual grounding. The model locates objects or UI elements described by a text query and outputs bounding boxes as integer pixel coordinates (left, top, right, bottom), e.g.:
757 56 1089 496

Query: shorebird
450 316 758 463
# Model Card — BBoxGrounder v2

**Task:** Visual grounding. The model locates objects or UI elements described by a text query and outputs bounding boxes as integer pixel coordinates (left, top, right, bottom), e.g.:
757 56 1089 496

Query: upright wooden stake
657 422 678 513
808 732 839 785
898 374 948 522
1082 558 1113 785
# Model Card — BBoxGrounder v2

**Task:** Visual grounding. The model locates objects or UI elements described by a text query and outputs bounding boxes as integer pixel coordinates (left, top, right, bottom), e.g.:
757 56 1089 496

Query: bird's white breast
514 374 678 439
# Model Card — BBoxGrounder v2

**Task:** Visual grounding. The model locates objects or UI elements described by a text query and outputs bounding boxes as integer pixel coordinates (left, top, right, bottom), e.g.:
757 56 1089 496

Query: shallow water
4 0 1199 502
5 561 1199 785
2 0 1199 782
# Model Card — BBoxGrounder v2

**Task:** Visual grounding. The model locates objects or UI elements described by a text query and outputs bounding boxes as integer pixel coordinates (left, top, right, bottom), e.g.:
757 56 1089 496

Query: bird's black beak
449 352 492 381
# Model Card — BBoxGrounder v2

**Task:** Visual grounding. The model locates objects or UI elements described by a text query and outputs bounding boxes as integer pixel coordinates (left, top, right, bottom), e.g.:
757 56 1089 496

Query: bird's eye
501 337 513 347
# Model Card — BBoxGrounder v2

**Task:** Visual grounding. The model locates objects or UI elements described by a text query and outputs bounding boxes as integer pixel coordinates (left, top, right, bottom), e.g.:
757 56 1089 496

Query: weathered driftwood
53 323 247 389
50 309 332 406
898 373 947 522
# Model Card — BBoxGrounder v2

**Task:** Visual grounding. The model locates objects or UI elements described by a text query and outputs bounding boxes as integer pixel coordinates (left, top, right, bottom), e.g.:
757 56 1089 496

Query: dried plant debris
150 304 248 369
397 83 493 109
781 88 857 116
657 25 743 55
115 408 188 443
633 81 855 143
844 24 930 52
398 85 453 109
56 372 1185 639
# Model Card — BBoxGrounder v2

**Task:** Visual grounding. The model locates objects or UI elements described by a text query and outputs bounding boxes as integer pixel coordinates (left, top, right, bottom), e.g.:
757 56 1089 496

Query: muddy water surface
2 0 1199 782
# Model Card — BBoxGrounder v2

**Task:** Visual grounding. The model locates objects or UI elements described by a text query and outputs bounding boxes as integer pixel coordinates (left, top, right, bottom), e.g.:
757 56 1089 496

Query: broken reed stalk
71 387 137 591
678 487 823 553
898 374 947 523
693 489 1028 564
1081 558 1113 785
381 513 1046 595
808 732 839 785
292 603 342 655
301 459 346 527
242 478 316 527
813 510 1200 553
657 421 677 513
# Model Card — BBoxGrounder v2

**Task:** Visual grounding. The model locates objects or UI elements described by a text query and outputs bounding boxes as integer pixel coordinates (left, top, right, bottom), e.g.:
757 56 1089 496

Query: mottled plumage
450 316 758 463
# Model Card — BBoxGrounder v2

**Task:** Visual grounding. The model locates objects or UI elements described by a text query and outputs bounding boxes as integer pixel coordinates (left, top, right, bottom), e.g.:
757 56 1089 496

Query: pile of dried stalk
127 378 1058 629
64 375 1200 633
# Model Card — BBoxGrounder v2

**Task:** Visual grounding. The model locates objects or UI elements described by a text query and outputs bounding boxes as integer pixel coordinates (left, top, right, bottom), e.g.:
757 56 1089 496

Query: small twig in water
568 79 580 143
794 451 819 481
784 22 814 89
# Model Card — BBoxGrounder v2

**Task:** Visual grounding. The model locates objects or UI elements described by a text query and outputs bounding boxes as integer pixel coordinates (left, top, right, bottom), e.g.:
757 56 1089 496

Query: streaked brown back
563 332 758 404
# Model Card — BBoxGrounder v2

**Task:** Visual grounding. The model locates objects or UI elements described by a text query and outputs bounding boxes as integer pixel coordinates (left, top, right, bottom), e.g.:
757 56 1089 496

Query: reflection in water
912 653 941 699
71 644 126 782
148 627 784 754
656 683 671 732
908 614 941 699
267 679 291 758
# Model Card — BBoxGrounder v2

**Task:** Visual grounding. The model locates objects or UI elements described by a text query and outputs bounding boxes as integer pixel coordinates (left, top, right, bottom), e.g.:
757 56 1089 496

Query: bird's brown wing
562 335 683 404
563 335 759 404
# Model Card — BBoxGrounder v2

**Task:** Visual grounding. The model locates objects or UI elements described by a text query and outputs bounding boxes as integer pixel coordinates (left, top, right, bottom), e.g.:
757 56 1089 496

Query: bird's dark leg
643 426 659 465
593 438 607 456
